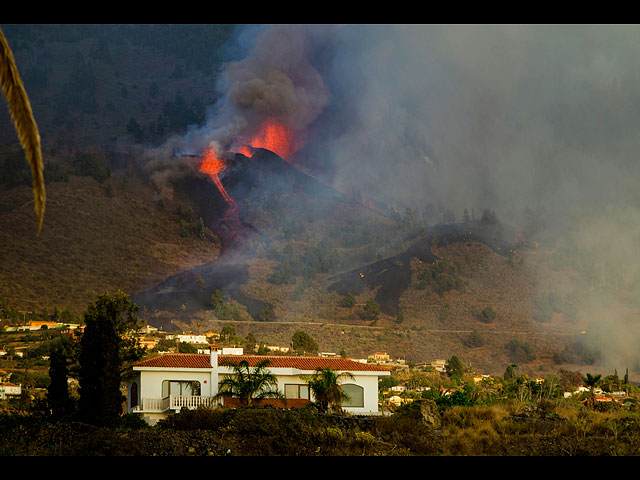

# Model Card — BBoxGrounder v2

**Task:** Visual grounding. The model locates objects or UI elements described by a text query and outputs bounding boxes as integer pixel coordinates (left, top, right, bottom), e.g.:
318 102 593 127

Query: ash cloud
144 25 331 197
149 24 640 372
310 24 640 372
180 24 331 156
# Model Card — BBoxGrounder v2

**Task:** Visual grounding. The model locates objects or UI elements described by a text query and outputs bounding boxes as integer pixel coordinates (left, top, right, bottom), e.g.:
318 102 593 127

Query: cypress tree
78 291 143 427
47 335 76 420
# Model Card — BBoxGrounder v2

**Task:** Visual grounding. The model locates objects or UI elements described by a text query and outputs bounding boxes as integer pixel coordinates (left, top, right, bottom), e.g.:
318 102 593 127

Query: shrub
354 431 375 446
479 306 497 323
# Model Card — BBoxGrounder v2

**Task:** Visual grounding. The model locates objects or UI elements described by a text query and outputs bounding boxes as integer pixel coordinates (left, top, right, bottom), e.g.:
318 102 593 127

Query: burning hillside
328 221 517 316
136 24 522 331
134 145 354 320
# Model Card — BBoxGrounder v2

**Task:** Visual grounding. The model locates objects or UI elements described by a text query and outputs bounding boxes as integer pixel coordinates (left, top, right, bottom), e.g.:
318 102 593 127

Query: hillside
198 234 591 376
0 146 221 314
0 24 235 149
0 24 634 380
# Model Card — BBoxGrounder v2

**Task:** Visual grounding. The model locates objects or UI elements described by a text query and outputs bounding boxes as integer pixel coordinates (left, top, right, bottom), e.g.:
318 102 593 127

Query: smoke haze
153 24 640 371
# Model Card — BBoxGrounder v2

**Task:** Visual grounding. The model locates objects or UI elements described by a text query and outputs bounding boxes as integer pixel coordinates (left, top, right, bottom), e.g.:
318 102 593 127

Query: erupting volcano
197 117 304 249
136 121 347 322
235 117 299 160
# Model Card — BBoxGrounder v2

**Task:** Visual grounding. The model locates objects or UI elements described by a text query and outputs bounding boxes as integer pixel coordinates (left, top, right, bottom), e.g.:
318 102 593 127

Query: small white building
139 324 159 334
167 334 208 345
430 359 447 373
266 345 290 353
125 352 391 425
0 382 22 398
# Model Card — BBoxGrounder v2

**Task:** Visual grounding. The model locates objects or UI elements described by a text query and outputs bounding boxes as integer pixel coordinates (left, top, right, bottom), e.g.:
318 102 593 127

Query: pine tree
291 330 319 354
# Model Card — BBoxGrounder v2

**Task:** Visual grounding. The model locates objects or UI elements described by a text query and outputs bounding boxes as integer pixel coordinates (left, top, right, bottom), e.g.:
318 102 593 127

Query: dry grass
0 170 220 314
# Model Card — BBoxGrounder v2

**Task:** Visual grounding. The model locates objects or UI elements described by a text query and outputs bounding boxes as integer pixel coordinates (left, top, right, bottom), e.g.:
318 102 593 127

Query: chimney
210 349 219 368
210 349 219 399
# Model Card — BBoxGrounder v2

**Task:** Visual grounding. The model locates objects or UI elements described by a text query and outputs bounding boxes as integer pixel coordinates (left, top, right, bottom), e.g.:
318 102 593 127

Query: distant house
564 385 605 398
3 320 81 332
4 320 59 332
0 382 21 399
139 325 159 335
368 352 391 363
582 394 617 405
266 345 290 353
167 334 208 345
205 331 220 340
439 386 458 396
29 320 60 330
430 359 447 373
138 338 158 350
125 352 391 425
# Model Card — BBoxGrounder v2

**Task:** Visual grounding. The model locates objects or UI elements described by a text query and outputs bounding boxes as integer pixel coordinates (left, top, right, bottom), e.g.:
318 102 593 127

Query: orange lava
237 116 298 160
199 147 233 204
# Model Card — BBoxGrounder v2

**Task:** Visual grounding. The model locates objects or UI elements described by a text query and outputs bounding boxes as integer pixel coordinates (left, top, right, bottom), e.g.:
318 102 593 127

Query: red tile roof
133 353 390 372
218 355 391 372
133 353 212 369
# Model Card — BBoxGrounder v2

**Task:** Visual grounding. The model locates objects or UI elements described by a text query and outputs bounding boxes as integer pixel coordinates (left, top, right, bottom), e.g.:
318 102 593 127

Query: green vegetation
506 339 537 364
266 241 341 285
77 291 145 427
478 306 497 323
2 305 640 456
340 292 356 308
363 299 381 321
305 368 355 413
209 290 244 321
3 385 640 455
215 359 285 407
415 259 467 296
291 330 319 355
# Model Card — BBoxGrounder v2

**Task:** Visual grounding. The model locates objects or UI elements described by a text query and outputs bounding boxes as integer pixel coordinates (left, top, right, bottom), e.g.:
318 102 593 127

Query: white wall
215 367 382 414
138 369 215 399
130 360 386 416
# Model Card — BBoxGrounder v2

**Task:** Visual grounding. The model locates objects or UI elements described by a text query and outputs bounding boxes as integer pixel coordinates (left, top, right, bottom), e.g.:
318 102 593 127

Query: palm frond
0 27 45 233
215 358 284 406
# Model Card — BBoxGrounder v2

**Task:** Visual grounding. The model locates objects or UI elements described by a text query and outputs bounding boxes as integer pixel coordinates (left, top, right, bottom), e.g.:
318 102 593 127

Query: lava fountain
197 116 301 251
234 116 300 160
199 146 234 205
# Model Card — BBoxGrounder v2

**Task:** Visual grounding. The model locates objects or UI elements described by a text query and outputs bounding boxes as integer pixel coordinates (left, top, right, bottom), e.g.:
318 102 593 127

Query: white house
166 334 208 345
125 352 391 425
0 382 21 399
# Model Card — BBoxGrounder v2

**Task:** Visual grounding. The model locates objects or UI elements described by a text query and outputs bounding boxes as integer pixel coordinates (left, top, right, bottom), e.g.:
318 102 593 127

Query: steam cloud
150 24 640 372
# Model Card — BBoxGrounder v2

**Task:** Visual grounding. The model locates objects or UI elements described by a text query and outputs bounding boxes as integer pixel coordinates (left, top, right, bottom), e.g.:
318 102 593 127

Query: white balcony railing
133 395 220 413
169 394 220 410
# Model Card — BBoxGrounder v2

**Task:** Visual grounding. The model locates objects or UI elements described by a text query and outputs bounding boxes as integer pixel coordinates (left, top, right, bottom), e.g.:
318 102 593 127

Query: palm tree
306 367 355 413
0 27 45 233
582 372 602 409
215 359 286 407
582 373 601 390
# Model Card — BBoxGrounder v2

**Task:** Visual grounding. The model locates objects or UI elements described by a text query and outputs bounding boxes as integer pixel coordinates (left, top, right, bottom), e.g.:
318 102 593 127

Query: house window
284 384 310 400
162 380 201 397
341 384 364 408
